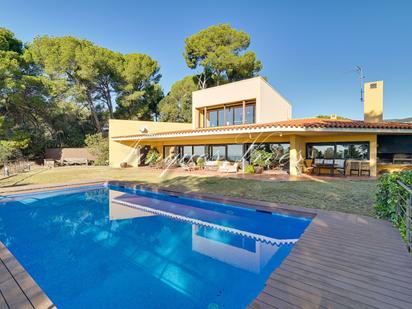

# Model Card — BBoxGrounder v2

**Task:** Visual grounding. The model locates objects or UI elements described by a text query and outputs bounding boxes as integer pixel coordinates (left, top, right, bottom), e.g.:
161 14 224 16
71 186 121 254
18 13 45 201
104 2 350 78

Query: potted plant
244 164 255 174
251 149 271 174
196 157 205 169
145 148 160 166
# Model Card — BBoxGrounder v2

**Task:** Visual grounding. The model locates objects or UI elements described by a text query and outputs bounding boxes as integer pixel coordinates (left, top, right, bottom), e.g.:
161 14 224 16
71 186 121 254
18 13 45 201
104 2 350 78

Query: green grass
0 166 377 217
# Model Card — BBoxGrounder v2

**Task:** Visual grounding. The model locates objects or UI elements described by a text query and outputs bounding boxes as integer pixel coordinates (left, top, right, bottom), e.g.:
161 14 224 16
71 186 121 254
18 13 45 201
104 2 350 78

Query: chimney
364 81 384 123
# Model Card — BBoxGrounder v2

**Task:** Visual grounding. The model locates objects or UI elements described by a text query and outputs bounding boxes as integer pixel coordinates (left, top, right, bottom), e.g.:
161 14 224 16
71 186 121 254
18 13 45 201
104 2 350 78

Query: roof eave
111 127 412 141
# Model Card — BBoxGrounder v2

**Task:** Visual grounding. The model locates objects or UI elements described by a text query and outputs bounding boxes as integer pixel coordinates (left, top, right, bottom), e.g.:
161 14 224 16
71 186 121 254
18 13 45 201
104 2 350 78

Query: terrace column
204 107 207 128
289 135 304 176
242 100 246 124
369 135 378 177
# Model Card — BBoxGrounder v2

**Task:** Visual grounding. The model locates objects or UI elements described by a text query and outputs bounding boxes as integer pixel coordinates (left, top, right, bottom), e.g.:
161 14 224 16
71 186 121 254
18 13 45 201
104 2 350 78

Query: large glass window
211 146 226 160
204 103 256 127
227 144 243 161
308 144 335 159
208 110 218 127
307 142 369 160
225 107 234 126
245 104 255 124
193 146 206 158
218 109 225 127
234 106 243 125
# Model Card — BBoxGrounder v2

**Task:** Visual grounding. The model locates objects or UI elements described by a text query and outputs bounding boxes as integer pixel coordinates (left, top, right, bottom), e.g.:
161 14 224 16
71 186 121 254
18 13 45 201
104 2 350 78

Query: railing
396 180 412 252
1 159 31 177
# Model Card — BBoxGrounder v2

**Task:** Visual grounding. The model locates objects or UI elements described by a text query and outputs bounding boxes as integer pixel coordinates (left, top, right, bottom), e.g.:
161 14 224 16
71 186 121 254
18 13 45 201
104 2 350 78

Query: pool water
0 185 311 308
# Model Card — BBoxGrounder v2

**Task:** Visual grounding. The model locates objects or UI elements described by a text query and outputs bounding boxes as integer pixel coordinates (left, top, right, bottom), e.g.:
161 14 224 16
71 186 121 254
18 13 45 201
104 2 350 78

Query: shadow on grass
0 169 48 188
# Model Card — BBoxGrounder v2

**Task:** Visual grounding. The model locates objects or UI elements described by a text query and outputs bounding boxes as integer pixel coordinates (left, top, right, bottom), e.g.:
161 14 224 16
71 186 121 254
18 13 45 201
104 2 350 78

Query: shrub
145 148 160 165
85 133 109 165
244 164 255 174
375 171 412 238
251 149 272 168
196 157 205 168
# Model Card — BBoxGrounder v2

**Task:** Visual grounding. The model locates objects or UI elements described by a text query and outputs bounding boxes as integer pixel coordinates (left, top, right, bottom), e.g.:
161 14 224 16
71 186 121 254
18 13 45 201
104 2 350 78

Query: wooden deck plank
0 244 54 309
266 276 372 309
0 291 9 309
254 292 301 309
285 254 412 295
281 259 412 305
254 209 412 309
0 245 55 309
0 261 33 309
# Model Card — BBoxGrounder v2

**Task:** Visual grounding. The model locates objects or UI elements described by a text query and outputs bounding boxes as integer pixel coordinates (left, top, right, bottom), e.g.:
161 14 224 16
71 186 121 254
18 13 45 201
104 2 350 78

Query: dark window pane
245 105 255 124
225 107 234 126
227 144 243 161
234 106 243 125
211 146 226 160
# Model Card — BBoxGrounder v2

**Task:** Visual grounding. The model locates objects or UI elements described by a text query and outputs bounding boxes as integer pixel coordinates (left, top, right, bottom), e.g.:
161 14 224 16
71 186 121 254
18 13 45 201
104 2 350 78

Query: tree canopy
0 24 264 161
159 76 197 122
183 24 262 88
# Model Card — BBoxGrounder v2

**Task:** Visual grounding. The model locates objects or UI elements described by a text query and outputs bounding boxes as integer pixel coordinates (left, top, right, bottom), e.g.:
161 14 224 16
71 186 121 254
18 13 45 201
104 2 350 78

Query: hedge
375 171 412 238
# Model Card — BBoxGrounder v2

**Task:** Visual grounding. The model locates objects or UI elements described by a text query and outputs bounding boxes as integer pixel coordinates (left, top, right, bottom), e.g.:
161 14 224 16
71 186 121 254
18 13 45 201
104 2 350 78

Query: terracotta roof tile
112 118 412 139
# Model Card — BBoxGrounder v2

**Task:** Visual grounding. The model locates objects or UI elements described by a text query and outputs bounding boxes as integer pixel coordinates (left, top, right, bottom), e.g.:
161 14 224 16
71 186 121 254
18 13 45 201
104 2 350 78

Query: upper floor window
204 102 255 128
245 104 255 124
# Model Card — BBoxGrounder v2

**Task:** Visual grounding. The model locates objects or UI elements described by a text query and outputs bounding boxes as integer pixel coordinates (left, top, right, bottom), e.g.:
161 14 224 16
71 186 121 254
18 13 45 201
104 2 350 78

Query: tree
0 29 54 159
28 36 106 132
85 133 109 165
0 27 23 53
115 53 162 120
159 76 197 122
183 24 262 88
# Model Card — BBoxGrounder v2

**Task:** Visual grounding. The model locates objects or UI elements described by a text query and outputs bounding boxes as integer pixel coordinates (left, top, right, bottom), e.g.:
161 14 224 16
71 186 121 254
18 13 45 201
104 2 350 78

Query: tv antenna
354 66 365 103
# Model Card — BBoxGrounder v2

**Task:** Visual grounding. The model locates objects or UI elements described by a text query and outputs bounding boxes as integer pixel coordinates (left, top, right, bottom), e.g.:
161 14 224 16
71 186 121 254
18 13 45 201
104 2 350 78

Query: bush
196 157 205 168
85 133 109 165
244 164 255 174
375 171 412 238
145 148 160 165
251 149 272 168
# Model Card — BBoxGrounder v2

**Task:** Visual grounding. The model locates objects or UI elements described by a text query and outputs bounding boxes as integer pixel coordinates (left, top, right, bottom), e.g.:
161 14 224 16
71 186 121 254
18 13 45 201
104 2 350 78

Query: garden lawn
0 166 377 217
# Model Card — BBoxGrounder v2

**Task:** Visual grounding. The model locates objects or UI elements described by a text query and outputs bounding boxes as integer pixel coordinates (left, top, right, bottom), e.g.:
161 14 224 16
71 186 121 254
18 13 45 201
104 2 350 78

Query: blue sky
1 0 411 119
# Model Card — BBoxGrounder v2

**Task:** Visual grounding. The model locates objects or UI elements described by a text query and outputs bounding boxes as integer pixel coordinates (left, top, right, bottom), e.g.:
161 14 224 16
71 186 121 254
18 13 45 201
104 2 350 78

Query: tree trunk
86 90 102 132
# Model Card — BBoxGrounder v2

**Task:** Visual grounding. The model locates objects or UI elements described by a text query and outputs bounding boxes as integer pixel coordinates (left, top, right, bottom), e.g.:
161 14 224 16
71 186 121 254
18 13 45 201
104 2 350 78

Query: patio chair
303 159 314 174
218 161 239 173
334 159 346 176
360 161 371 176
349 161 361 176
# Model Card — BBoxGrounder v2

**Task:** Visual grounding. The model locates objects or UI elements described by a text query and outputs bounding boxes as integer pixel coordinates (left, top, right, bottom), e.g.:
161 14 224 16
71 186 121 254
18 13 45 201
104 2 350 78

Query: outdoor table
314 163 335 176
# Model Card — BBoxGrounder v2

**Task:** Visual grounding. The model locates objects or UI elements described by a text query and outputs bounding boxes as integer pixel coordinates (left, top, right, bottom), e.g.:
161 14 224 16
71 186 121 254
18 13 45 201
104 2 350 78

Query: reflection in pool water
0 186 311 309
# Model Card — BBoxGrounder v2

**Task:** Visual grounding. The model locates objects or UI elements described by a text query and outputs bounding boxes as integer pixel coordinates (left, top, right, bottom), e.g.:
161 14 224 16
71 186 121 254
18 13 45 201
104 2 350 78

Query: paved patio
0 181 411 309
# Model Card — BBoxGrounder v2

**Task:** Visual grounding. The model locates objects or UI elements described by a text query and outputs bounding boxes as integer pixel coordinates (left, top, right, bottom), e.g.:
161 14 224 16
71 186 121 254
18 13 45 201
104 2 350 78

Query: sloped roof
112 118 412 140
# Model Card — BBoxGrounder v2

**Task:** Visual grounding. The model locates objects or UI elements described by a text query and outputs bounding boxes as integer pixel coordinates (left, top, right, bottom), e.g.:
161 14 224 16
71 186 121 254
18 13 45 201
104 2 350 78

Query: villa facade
109 77 412 177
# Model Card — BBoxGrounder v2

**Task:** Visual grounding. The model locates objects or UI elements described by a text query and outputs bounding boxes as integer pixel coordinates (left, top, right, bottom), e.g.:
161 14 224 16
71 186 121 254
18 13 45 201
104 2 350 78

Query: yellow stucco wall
364 81 384 123
109 119 191 167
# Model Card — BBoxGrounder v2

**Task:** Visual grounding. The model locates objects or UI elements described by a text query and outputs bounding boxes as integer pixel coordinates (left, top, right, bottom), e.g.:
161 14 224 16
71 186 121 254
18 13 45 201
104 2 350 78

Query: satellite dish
139 126 148 133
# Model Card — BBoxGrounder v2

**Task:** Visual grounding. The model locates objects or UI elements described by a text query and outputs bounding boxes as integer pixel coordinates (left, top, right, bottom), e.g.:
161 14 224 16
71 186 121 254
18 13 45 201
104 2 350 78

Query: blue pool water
0 185 311 308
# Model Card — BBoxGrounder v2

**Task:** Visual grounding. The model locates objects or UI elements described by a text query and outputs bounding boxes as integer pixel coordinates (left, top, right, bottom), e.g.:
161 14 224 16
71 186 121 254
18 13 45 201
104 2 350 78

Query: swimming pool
0 185 312 308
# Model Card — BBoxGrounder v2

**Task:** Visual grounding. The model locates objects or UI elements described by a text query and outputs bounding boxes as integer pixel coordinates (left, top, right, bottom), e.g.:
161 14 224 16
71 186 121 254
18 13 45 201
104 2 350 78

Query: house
109 77 412 176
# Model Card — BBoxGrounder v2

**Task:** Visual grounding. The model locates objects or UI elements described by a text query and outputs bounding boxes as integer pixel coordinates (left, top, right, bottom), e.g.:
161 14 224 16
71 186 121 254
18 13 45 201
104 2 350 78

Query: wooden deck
0 243 55 309
1 181 412 309
249 211 412 309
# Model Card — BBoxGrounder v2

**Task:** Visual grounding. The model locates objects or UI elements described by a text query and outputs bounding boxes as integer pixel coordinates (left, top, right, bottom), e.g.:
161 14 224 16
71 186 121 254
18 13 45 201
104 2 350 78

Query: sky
1 0 411 120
